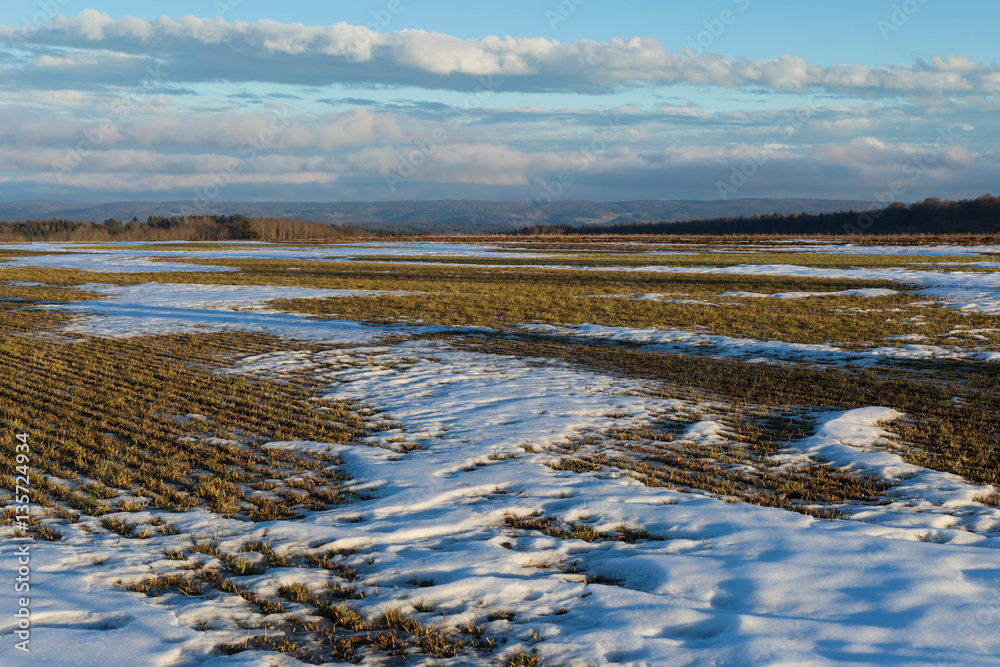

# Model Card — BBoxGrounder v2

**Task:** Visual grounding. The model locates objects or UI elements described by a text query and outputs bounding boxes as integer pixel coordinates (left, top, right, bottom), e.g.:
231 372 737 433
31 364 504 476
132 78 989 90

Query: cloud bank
3 11 999 97
0 11 998 204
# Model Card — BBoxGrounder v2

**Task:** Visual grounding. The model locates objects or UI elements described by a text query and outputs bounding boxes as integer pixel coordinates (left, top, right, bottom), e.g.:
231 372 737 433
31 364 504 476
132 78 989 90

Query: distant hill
0 199 879 233
559 196 1000 237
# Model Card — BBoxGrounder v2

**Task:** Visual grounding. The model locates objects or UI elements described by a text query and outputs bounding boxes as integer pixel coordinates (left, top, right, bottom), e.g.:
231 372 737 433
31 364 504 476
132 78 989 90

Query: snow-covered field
2 240 1000 666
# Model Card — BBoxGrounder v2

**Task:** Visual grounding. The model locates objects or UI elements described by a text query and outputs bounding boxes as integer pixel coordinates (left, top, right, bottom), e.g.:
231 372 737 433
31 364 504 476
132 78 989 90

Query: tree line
5 196 998 241
509 195 1000 237
0 215 417 243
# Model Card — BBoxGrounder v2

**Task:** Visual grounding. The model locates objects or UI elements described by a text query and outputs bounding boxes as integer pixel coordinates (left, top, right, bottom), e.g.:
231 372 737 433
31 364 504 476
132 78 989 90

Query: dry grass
340 250 1000 270
277 289 1000 348
450 334 1000 487
0 256 908 291
0 325 366 521
216 600 484 662
16 255 987 349
126 257 986 349
115 537 493 662
504 512 667 543
544 414 890 519
3 241 997 666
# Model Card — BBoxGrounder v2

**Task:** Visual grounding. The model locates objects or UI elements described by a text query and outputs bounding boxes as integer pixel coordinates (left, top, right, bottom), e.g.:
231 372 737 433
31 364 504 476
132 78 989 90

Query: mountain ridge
0 199 880 233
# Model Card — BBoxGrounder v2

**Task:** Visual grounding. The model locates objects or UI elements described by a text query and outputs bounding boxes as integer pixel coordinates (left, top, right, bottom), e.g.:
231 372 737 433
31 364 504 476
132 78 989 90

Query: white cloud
2 13 999 202
2 12 999 98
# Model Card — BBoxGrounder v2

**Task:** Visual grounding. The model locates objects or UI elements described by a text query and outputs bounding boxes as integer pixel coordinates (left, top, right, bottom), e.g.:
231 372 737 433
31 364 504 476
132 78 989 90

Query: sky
0 0 998 204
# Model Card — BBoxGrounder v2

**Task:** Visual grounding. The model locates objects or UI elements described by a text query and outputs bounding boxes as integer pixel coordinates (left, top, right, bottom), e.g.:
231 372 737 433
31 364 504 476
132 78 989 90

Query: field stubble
2 245 1000 664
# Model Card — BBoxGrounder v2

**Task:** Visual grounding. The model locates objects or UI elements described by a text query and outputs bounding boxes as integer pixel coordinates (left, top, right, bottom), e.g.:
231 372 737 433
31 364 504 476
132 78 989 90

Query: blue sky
3 1 997 65
0 1 997 203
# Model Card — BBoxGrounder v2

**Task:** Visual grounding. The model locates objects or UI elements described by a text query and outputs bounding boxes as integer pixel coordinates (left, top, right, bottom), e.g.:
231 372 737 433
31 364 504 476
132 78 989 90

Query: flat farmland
2 238 1000 666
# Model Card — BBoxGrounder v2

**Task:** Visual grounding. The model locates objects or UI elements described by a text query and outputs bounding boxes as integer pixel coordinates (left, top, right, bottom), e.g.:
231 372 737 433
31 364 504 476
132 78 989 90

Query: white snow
520 322 1000 364
0 250 237 273
721 288 899 299
646 243 1000 256
4 242 1000 666
46 283 421 343
227 343 1000 664
0 241 560 266
6 241 1000 312
597 265 1000 314
31 277 999 364
7 342 999 665
772 408 1000 538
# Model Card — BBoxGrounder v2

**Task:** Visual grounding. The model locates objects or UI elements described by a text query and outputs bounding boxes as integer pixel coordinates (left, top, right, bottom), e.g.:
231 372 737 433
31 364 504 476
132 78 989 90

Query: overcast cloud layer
1 10 998 205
